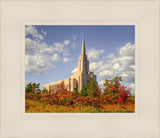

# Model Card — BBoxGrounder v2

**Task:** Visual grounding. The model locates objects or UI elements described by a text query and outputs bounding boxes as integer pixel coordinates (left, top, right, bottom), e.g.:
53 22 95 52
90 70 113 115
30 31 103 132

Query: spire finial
82 32 86 55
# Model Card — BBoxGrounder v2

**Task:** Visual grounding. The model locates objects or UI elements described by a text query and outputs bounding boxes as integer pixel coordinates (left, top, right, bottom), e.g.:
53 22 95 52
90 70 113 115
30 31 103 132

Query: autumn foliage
25 77 135 113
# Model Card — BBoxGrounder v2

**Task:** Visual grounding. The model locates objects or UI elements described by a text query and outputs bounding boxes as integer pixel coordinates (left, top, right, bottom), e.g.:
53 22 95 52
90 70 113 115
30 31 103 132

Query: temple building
44 32 97 92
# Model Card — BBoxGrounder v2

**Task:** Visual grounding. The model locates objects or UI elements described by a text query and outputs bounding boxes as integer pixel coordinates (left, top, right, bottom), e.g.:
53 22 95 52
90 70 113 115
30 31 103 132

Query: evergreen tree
80 79 101 97
25 82 41 94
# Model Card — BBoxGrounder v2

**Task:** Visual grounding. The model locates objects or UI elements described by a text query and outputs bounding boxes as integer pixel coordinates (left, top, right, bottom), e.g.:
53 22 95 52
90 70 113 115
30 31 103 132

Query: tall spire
81 32 86 55
78 32 89 73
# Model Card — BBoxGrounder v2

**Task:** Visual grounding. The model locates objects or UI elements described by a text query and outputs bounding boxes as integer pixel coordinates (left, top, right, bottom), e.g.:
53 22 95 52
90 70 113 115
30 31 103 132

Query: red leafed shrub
100 95 118 104
55 81 69 95
39 81 79 106
73 96 100 107
118 86 130 104
25 93 37 100
32 95 39 101
103 83 120 96
40 93 58 105
94 86 102 97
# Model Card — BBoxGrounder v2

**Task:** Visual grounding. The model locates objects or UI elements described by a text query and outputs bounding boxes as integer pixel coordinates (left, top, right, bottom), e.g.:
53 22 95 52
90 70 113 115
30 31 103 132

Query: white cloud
71 42 76 49
63 40 70 46
113 63 120 70
53 43 65 53
90 62 99 71
25 37 55 74
89 43 135 84
25 38 54 55
51 53 61 62
25 54 53 74
103 53 115 59
25 25 43 41
118 57 135 72
129 83 135 95
25 26 76 75
42 47 54 54
99 70 113 78
41 30 47 36
63 57 73 63
71 67 78 73
121 73 128 77
121 71 135 82
87 48 104 61
89 60 112 75
71 34 77 49
63 52 70 56
98 80 105 86
129 65 135 70
25 26 59 74
119 42 135 57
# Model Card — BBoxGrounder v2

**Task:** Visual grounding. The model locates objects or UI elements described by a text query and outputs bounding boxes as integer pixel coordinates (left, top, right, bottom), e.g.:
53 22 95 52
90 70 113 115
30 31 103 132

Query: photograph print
25 25 135 113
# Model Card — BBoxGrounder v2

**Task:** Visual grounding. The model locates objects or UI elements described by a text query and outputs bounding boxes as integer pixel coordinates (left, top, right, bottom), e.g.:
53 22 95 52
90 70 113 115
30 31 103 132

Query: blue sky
25 25 135 93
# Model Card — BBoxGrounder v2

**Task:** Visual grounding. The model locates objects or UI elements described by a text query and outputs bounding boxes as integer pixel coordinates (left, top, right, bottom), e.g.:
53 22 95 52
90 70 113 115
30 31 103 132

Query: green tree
25 82 41 94
80 79 101 97
103 76 122 96
104 76 122 87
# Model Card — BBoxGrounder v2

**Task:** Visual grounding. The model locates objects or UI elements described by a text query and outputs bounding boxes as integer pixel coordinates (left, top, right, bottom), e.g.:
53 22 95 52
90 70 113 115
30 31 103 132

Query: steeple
77 32 89 73
81 32 86 56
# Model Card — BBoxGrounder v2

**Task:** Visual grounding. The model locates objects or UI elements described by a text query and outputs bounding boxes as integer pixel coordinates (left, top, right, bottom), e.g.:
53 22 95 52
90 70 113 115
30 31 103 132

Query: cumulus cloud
129 83 135 95
99 70 113 78
90 43 135 83
71 42 76 49
90 62 99 71
90 60 112 75
51 53 61 62
25 25 43 41
103 53 115 59
129 65 135 70
119 43 135 57
53 43 65 53
25 25 70 74
25 54 53 74
25 36 55 74
121 71 135 82
41 30 47 36
63 52 70 56
63 57 73 63
25 26 79 75
72 67 78 73
63 40 70 46
87 48 104 61
98 80 105 86
113 63 120 70
25 38 54 55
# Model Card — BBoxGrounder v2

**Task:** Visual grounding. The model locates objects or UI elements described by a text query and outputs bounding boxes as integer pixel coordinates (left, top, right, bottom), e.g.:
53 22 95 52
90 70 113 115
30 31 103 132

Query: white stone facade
44 32 97 92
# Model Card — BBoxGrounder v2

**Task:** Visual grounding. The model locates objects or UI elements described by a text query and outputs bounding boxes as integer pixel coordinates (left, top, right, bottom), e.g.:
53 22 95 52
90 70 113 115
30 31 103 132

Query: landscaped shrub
73 96 100 107
25 77 135 113
118 86 130 104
